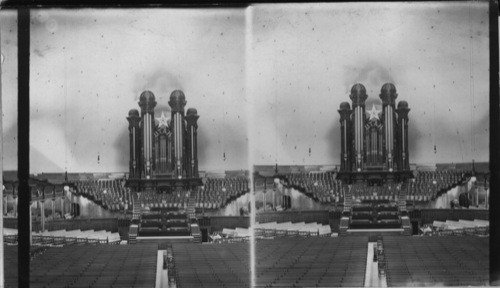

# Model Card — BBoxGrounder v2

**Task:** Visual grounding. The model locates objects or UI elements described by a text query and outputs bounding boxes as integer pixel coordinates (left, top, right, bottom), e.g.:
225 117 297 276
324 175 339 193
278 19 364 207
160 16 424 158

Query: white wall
0 3 489 173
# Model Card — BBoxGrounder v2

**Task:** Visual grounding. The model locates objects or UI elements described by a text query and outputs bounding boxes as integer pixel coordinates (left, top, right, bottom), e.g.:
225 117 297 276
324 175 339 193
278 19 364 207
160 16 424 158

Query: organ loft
336 83 413 184
126 90 202 191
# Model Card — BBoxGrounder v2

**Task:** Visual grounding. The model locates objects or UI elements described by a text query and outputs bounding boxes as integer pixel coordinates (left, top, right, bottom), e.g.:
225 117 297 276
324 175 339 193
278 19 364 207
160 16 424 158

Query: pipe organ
338 83 411 175
127 90 200 181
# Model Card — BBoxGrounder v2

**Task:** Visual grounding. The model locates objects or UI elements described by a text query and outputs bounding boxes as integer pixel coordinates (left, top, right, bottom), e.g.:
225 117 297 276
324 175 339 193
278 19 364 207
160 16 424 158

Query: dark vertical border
489 0 499 284
17 8 30 288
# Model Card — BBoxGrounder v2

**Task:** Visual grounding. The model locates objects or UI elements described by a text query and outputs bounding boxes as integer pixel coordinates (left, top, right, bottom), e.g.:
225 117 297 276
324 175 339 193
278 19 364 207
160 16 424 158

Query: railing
257 210 330 225
202 216 250 231
30 190 66 202
413 209 489 223
198 210 332 231
30 218 122 233
28 234 121 246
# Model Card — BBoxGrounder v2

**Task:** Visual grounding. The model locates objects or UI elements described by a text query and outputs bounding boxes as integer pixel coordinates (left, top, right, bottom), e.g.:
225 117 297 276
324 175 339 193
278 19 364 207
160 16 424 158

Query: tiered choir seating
75 179 132 212
137 190 191 209
408 170 469 201
196 173 343 209
384 236 489 286
172 237 367 288
196 177 249 209
351 183 400 201
284 172 343 204
30 244 158 287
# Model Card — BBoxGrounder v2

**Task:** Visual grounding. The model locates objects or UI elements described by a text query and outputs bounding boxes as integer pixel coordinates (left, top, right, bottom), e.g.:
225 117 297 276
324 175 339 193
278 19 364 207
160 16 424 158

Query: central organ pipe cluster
127 90 200 180
338 83 410 173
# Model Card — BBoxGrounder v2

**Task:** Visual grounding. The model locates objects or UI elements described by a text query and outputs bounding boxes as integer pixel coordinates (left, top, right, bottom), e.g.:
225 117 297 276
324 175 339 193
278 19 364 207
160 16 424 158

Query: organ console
337 83 412 184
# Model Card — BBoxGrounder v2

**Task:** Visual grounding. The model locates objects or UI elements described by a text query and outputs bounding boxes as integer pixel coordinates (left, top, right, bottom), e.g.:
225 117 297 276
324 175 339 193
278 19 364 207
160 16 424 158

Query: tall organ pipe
380 83 398 172
186 108 200 178
169 90 187 179
397 101 410 171
338 102 351 172
127 109 141 178
138 91 157 179
349 84 367 171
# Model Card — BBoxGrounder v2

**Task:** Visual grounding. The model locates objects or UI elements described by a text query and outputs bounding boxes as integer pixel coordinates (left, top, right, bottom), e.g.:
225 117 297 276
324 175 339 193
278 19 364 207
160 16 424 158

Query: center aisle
156 250 169 288
365 242 387 287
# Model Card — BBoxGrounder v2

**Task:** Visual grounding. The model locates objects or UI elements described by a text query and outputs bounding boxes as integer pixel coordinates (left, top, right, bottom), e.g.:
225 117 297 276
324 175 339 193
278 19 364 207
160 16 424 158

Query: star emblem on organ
156 111 170 127
367 104 380 121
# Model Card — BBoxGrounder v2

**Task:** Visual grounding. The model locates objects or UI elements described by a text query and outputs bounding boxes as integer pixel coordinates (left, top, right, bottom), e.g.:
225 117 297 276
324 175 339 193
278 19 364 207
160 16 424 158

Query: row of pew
29 244 158 287
5 234 489 287
172 237 368 288
383 236 489 286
